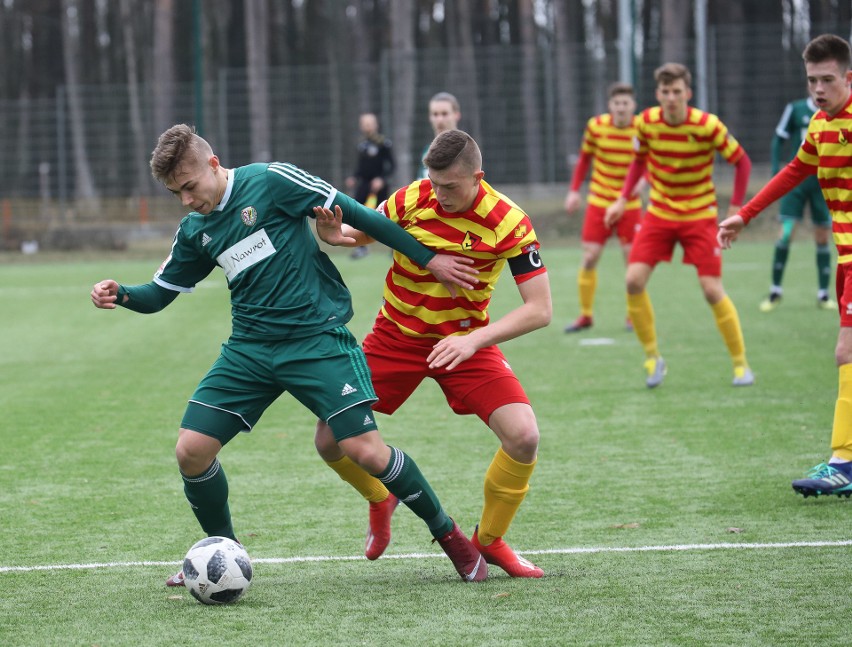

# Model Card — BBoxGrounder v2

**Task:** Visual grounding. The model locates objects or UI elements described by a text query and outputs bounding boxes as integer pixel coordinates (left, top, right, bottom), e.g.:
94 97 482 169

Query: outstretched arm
91 279 178 313
718 160 812 248
313 204 477 296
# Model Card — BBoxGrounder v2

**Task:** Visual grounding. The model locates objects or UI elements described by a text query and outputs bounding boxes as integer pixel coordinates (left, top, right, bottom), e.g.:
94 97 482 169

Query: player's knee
339 431 390 475
314 419 342 461
625 274 645 294
175 429 220 476
835 342 852 367
512 424 540 458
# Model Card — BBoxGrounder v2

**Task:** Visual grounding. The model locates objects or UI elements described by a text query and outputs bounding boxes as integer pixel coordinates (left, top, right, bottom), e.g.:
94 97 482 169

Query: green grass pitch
1 239 849 646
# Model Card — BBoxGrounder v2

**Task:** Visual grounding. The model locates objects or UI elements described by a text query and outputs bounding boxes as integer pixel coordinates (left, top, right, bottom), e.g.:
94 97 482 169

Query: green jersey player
90 124 487 584
760 96 835 312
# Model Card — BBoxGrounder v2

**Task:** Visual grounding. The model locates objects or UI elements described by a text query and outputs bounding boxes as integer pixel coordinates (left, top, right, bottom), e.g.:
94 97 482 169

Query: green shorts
778 175 831 226
181 325 378 445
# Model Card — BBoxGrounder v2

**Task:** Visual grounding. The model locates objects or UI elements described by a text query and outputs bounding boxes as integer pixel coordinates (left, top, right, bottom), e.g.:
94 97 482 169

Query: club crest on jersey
462 231 482 251
514 224 528 238
241 206 258 226
841 129 850 145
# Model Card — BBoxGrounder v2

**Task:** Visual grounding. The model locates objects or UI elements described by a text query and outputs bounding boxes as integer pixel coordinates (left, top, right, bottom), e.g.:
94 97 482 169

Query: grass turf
0 239 849 646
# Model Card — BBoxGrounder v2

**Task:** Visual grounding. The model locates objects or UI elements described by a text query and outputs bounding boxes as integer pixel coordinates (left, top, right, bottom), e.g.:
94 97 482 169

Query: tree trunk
660 0 691 64
152 0 176 133
244 0 272 161
518 0 543 183
60 0 97 201
553 1 585 181
445 1 481 142
388 1 416 187
120 0 154 196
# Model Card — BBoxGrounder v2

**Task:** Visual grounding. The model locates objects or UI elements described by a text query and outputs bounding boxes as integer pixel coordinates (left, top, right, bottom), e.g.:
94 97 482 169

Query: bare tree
518 0 543 183
61 0 97 200
119 0 153 196
388 1 416 187
152 0 176 133
660 0 691 64
445 1 481 142
553 1 585 176
244 0 272 161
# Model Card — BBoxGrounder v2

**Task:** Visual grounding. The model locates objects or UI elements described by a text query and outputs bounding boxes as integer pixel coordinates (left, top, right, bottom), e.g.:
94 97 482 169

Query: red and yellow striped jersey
634 106 745 221
796 95 852 264
379 179 542 338
581 114 642 210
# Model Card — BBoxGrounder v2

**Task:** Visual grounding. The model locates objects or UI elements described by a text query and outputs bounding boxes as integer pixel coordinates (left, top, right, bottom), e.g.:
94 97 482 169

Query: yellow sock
578 268 598 317
325 455 389 503
711 295 746 367
478 447 536 546
831 364 852 462
627 291 658 357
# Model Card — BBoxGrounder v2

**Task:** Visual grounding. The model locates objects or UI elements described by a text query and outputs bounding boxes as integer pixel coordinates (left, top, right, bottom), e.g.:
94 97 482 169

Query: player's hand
313 205 358 247
427 334 479 371
604 197 626 227
91 279 120 309
717 215 745 249
564 191 581 215
425 254 478 298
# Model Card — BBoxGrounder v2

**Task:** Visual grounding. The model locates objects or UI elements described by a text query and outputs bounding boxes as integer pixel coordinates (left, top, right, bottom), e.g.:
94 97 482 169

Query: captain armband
507 242 545 280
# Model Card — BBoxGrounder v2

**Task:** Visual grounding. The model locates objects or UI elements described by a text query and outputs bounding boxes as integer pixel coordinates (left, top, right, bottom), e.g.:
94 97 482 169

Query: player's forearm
336 194 434 267
469 275 552 348
739 160 811 224
730 152 751 207
770 136 785 175
620 157 646 198
117 282 179 313
569 152 592 191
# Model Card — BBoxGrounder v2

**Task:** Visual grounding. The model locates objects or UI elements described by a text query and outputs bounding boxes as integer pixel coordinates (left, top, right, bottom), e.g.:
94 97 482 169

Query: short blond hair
150 124 213 183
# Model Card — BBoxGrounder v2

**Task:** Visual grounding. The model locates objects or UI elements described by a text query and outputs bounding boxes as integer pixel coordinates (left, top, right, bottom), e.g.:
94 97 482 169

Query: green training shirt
772 97 818 171
150 162 434 341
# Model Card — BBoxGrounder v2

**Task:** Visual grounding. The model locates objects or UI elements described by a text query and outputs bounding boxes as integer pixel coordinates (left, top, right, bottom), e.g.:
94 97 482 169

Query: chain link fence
0 24 841 250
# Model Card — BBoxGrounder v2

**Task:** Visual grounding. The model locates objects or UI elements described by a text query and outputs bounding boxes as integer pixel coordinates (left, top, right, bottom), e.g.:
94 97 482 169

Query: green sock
182 459 236 540
771 242 789 287
376 447 453 538
817 244 832 292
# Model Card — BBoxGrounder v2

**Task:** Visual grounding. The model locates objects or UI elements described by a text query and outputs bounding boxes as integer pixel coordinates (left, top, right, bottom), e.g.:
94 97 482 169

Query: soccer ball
182 536 253 605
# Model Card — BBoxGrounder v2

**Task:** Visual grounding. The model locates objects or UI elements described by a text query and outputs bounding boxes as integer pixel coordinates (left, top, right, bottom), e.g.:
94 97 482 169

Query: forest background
1 0 850 250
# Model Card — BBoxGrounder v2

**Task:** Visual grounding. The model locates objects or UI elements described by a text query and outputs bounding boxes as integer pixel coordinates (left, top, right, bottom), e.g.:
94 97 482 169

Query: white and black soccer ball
182 536 253 605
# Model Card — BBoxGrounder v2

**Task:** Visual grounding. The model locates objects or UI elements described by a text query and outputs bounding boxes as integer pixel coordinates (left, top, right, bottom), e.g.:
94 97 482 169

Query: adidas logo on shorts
363 415 373 426
341 383 357 396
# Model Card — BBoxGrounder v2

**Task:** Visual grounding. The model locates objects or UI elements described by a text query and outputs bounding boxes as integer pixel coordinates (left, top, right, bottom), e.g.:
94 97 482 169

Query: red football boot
472 526 543 578
433 520 488 582
365 493 400 560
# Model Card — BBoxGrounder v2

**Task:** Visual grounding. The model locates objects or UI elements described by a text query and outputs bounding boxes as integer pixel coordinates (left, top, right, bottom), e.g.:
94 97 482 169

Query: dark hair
423 129 481 172
654 63 692 88
150 124 211 183
607 82 635 99
803 34 852 69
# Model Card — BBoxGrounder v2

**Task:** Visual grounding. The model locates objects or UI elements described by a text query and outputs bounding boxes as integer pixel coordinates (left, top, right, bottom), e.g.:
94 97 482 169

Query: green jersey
153 162 434 342
772 97 818 171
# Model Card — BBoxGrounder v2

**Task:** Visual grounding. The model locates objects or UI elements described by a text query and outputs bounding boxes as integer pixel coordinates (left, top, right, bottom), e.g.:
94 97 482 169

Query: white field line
3 539 852 574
